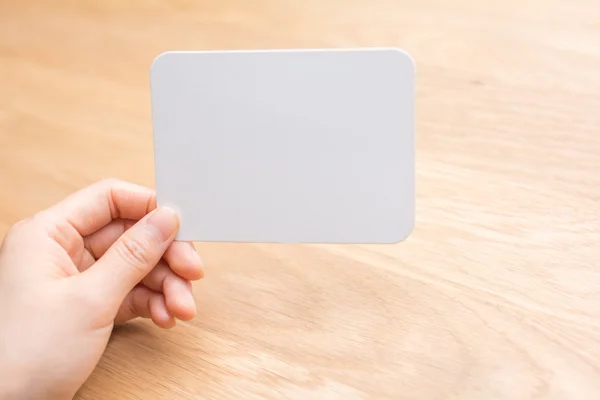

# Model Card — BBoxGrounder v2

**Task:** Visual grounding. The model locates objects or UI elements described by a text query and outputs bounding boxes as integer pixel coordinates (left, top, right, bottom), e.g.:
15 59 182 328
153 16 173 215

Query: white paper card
151 48 415 243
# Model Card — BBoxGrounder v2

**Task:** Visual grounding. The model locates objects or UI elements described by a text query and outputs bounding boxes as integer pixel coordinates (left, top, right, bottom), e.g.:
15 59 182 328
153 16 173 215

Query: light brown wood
2 0 600 399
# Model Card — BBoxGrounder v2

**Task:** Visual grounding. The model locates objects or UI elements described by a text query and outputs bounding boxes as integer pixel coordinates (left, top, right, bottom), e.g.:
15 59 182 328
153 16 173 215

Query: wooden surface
1 0 600 399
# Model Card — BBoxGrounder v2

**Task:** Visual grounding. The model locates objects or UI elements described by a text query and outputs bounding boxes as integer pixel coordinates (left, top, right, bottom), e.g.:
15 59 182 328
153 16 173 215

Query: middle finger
143 260 197 321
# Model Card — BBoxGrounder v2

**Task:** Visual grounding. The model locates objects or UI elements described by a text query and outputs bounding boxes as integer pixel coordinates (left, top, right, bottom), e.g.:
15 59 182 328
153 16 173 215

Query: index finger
44 178 157 236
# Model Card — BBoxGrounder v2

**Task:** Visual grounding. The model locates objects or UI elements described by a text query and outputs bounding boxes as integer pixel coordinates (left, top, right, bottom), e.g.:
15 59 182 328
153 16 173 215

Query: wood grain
1 0 600 399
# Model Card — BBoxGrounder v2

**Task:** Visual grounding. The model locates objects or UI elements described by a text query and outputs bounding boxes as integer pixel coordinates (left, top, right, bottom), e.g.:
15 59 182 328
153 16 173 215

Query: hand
0 179 204 400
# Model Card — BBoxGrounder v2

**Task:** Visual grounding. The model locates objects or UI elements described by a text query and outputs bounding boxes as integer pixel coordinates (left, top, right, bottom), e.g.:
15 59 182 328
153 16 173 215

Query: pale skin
0 179 204 400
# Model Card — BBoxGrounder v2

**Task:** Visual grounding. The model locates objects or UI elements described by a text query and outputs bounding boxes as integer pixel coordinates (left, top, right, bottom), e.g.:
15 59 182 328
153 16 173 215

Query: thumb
81 206 180 302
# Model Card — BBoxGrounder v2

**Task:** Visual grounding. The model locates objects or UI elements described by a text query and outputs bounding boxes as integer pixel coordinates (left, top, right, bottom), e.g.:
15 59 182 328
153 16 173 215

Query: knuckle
5 220 25 237
99 177 122 187
115 234 153 270
97 177 123 194
5 215 35 240
2 224 27 257
5 212 54 242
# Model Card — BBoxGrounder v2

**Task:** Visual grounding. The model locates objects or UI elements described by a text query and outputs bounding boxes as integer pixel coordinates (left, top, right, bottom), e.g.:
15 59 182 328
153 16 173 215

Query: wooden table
1 1 600 399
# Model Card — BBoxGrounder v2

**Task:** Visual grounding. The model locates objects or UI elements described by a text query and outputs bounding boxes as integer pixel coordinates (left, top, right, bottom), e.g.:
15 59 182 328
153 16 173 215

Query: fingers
141 260 172 290
83 219 136 260
164 275 196 321
143 261 197 321
163 241 204 280
80 207 179 303
81 214 202 324
148 293 176 328
44 178 156 237
116 285 152 322
84 220 203 281
115 286 175 328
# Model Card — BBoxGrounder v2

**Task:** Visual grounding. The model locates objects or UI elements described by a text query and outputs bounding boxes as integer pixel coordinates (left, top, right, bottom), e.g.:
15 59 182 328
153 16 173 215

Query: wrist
0 362 77 400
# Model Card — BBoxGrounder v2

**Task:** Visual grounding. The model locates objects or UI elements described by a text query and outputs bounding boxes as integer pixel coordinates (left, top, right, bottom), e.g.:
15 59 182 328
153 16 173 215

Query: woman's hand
0 179 204 400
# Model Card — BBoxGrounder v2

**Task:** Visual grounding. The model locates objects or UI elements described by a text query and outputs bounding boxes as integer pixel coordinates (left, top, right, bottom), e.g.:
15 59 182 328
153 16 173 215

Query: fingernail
146 207 179 242
190 247 203 265
184 289 196 313
177 280 196 317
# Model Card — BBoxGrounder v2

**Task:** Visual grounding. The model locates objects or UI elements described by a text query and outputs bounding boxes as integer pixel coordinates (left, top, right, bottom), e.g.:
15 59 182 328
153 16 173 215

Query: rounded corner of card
383 47 416 74
150 51 177 78
390 221 415 244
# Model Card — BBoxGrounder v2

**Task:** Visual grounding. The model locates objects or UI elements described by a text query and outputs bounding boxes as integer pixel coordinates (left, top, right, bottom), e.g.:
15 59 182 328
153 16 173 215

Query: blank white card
150 48 415 243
